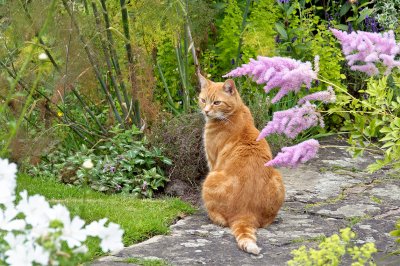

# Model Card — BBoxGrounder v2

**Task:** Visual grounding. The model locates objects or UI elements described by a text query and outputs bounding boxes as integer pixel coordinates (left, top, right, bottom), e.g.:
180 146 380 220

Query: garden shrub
242 0 278 61
374 1 400 31
30 126 171 198
337 75 400 172
148 113 208 200
215 0 242 71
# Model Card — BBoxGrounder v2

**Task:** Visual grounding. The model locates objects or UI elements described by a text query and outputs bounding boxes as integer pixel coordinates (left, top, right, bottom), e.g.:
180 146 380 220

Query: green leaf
356 8 374 25
381 142 395 149
286 4 296 17
346 17 357 22
340 2 351 17
380 127 392 134
275 22 288 40
394 118 400 128
335 24 349 31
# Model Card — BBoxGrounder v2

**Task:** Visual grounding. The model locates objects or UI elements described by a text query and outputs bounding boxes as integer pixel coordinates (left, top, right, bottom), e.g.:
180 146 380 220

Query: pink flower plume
257 102 324 140
331 28 400 76
265 139 320 167
223 56 318 103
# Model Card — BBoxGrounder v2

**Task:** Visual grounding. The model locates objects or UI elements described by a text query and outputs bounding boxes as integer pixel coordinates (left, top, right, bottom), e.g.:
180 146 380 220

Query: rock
92 141 400 266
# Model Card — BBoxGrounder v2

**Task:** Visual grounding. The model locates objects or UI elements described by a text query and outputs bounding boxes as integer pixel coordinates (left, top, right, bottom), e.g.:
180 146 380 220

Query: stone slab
93 143 400 266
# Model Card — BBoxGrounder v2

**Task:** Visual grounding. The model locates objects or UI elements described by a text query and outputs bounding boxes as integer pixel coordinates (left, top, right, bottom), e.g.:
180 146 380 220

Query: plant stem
236 0 252 67
62 0 124 127
175 44 190 113
20 1 108 135
99 0 134 122
156 62 180 115
91 1 128 120
120 0 141 127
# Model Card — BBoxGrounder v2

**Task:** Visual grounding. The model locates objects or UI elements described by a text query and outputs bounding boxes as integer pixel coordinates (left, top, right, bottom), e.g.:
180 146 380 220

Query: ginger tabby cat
199 74 285 255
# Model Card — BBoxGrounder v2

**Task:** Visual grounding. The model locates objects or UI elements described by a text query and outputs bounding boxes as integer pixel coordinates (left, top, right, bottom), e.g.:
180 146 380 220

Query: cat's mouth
205 113 227 121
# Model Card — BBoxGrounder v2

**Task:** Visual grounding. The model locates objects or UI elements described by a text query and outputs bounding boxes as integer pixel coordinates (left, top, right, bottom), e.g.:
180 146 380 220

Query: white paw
246 242 261 255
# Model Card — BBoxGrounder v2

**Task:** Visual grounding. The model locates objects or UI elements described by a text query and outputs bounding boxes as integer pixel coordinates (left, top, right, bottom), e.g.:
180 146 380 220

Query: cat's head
198 74 241 120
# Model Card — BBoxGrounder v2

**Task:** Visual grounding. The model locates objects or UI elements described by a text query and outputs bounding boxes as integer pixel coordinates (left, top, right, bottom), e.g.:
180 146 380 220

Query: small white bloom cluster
0 158 124 266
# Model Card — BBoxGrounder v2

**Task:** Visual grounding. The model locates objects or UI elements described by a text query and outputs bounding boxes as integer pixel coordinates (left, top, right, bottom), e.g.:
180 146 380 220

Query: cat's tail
230 217 261 255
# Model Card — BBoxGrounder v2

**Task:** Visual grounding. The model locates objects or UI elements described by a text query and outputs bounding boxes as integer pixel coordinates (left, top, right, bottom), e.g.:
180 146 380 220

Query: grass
16 174 196 261
124 257 171 265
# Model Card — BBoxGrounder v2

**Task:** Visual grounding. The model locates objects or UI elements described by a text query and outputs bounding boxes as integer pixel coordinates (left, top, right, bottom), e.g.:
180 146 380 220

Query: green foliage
242 0 278 60
329 0 374 32
369 0 400 31
332 74 400 172
274 0 304 58
310 24 344 86
30 126 171 197
215 0 242 71
288 228 377 266
155 39 183 110
390 220 400 244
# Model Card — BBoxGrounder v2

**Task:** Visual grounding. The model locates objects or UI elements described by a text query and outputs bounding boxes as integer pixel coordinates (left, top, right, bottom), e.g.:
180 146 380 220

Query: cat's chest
203 126 231 162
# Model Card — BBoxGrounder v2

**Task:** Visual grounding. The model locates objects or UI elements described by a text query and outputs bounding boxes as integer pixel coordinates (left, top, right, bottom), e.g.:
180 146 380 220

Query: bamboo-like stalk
236 0 252 67
175 44 190 113
91 1 128 120
183 0 201 88
61 0 124 126
63 15 108 135
99 0 133 121
119 0 141 127
19 0 108 135
156 62 180 115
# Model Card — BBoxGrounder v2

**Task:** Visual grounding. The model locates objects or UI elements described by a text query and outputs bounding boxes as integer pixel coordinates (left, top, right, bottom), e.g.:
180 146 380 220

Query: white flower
73 244 88 254
0 158 17 206
100 222 124 252
0 183 16 207
0 158 17 181
16 191 51 227
48 204 71 225
4 233 49 266
86 218 124 252
38 53 48 60
0 207 25 231
60 216 87 248
82 159 94 169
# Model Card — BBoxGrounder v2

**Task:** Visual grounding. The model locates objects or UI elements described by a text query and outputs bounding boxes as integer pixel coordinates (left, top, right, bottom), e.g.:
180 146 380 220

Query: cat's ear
223 79 236 95
199 73 209 90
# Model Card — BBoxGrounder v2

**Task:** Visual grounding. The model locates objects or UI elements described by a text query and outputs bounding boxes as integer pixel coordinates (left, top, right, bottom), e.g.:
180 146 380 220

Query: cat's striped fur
199 75 285 255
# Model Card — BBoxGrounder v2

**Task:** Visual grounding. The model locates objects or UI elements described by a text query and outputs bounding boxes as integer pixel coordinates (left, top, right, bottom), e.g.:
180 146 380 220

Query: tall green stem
120 0 141 127
99 0 133 122
62 0 124 127
91 1 128 120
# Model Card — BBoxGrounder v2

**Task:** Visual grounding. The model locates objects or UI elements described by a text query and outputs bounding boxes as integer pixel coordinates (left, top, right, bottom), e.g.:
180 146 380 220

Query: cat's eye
200 98 206 103
213 101 221 105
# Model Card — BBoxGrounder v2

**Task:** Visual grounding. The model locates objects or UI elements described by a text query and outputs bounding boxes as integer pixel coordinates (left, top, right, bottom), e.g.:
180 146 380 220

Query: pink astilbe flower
257 102 324 140
265 139 320 167
331 28 400 76
223 56 318 103
297 86 336 105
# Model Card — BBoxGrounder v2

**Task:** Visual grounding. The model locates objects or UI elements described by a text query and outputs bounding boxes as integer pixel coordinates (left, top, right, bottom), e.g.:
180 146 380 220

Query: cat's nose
205 110 210 115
